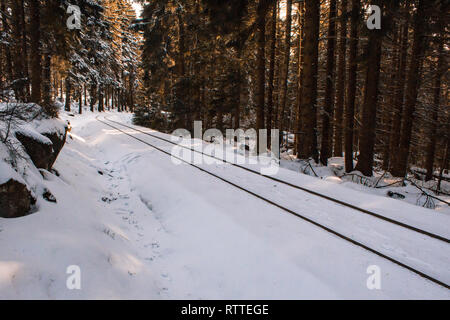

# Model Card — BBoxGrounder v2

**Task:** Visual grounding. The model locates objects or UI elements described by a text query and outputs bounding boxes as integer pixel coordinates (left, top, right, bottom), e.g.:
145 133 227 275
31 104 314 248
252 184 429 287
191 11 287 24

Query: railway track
103 116 450 244
97 115 450 290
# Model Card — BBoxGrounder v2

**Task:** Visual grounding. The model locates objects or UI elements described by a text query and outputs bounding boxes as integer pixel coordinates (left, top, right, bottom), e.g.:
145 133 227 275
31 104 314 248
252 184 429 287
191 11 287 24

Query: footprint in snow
161 273 171 281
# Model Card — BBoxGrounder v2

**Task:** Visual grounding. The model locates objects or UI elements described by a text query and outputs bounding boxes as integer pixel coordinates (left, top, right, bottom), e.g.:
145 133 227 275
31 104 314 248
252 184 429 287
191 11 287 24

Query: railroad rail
103 116 450 244
97 116 450 290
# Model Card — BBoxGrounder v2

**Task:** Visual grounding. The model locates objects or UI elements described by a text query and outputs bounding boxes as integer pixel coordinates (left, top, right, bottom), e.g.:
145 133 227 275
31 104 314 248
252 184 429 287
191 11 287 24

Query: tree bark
256 2 267 153
12 0 25 101
42 53 53 115
266 1 278 147
354 0 382 176
298 0 320 162
320 0 337 165
20 0 29 100
84 85 87 106
382 21 400 170
90 83 97 112
98 85 104 112
233 48 242 130
30 0 42 105
64 78 71 112
344 0 359 172
437 135 449 193
425 19 445 181
388 11 409 172
79 89 82 114
295 1 305 156
391 0 426 177
277 0 292 136
333 0 347 157
0 0 13 85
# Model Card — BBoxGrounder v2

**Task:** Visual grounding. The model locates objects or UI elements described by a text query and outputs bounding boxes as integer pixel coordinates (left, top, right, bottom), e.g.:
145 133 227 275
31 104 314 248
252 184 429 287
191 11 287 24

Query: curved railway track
97 115 450 290
103 116 450 244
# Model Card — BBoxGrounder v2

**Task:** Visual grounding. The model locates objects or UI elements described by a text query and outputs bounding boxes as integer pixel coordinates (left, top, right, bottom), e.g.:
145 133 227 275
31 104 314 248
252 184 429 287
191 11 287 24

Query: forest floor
0 109 449 299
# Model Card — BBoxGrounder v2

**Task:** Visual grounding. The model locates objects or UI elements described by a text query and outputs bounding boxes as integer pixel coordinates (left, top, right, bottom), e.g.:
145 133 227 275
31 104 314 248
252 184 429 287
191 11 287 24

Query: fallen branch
406 178 450 206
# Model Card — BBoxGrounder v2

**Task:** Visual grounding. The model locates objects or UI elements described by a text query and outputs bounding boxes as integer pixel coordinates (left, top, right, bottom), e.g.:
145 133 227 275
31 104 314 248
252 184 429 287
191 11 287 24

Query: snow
15 127 53 145
0 160 24 185
0 103 70 205
280 156 450 214
0 110 449 299
33 118 68 138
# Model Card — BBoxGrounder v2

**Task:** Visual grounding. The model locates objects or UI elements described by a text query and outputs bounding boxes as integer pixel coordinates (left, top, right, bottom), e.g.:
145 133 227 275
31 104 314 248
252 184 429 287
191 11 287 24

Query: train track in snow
96 115 450 290
102 116 449 243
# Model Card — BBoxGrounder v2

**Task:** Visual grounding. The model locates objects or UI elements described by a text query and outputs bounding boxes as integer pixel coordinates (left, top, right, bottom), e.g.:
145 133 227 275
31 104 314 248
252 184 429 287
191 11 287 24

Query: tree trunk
0 45 2 90
79 89 82 114
344 0 359 172
391 0 425 177
90 83 97 112
354 0 382 176
320 0 337 165
256 2 267 153
295 1 305 156
42 53 53 115
388 9 409 171
84 85 87 106
117 89 122 112
437 136 449 193
233 48 242 130
98 84 104 112
20 0 29 100
0 0 13 85
298 0 319 162
12 0 25 101
425 20 445 181
382 22 400 170
129 74 135 113
277 0 292 136
65 78 71 112
29 0 42 105
104 85 109 110
266 1 278 147
333 0 347 157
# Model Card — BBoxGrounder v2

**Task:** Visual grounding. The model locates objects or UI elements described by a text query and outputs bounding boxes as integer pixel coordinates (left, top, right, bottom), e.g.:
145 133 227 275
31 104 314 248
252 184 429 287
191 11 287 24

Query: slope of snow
0 111 449 299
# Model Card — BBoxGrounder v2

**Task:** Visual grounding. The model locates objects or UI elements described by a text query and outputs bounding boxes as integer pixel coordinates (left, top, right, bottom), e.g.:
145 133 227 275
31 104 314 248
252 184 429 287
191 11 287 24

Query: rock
0 178 35 218
43 188 57 203
15 131 54 170
387 190 405 199
42 131 67 169
15 128 67 171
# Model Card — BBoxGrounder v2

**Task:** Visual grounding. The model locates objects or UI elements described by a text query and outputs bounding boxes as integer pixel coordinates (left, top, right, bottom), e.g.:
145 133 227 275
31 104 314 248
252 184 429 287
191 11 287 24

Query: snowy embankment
0 111 449 299
0 103 68 218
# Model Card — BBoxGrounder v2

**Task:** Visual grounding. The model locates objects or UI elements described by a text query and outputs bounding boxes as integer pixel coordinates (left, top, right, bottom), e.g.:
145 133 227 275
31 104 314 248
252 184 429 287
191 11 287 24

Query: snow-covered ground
0 110 449 299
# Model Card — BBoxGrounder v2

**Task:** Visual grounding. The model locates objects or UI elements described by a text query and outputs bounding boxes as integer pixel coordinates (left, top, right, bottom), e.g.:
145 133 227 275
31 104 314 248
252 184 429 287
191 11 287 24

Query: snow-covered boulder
0 162 35 218
15 131 54 170
15 118 67 170
42 130 67 169
0 103 68 217
324 176 343 184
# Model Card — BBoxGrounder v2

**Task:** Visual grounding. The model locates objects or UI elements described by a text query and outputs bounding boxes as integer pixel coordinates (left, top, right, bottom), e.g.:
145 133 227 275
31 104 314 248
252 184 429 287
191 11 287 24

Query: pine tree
320 0 337 165
344 0 360 173
298 0 319 162
392 0 426 177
